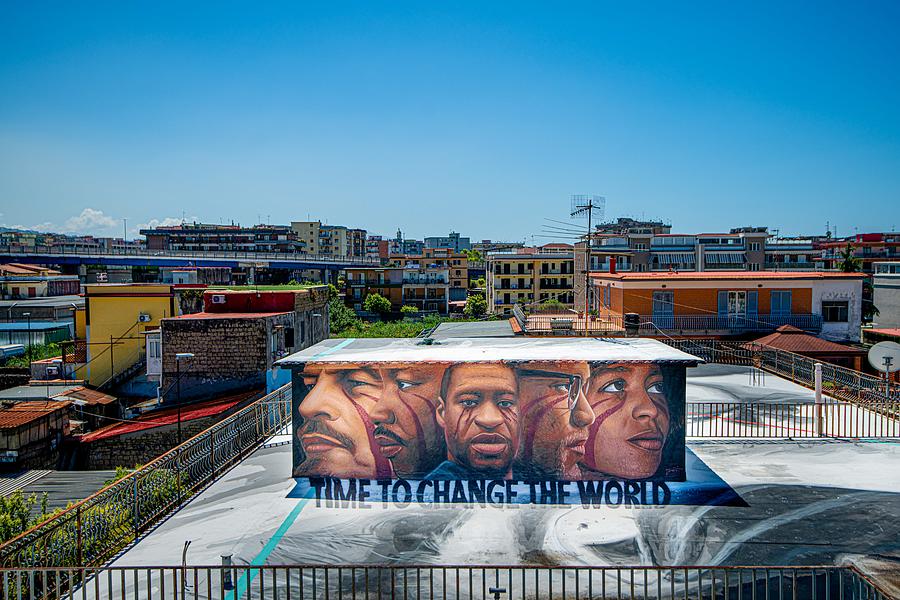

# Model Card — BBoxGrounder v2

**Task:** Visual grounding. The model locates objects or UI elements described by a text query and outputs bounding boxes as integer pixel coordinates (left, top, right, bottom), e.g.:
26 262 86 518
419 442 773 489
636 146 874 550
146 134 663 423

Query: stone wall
160 317 268 400
81 404 245 469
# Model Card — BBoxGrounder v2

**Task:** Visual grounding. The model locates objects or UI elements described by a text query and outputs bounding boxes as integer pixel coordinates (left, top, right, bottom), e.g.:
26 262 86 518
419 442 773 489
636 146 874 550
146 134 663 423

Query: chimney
609 256 617 274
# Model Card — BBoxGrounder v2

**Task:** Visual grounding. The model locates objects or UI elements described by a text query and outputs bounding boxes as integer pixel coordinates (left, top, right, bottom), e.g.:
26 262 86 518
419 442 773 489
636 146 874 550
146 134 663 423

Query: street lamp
175 352 195 445
22 312 31 362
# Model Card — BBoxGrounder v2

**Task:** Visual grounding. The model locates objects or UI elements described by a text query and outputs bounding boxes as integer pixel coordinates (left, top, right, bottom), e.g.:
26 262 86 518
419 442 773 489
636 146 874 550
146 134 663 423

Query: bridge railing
0 245 380 265
2 564 894 600
0 385 292 573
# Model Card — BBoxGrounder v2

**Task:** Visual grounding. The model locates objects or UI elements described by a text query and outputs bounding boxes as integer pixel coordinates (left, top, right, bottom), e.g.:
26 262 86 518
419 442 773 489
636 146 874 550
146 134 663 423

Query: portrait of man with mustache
427 363 520 480
369 364 447 479
293 363 393 479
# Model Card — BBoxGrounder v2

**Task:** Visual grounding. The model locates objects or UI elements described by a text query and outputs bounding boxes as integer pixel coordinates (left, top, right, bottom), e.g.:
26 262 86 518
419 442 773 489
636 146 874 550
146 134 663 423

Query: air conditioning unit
138 313 152 322
211 294 227 304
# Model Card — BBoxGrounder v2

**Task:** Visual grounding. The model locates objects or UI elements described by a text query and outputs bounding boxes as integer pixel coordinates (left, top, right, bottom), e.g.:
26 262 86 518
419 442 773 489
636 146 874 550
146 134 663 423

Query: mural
286 339 693 486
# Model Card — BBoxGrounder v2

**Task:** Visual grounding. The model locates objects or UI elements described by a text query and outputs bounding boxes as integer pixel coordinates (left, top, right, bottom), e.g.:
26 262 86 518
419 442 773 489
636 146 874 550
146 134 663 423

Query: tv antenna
570 195 605 335
868 341 900 398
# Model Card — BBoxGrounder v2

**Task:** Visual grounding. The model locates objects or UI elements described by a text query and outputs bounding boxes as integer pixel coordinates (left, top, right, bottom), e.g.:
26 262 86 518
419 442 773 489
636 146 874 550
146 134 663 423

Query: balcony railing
643 313 822 334
3 564 892 600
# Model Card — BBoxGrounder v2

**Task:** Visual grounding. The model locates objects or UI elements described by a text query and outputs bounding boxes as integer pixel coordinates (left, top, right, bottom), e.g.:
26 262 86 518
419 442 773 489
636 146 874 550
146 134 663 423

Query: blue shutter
717 291 728 316
771 291 782 315
783 291 791 314
747 291 758 316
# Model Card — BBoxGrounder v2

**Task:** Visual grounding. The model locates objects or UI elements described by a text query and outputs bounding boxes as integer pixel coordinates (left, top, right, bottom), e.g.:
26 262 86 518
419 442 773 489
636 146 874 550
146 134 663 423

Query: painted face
516 361 595 480
369 364 447 479
294 364 392 479
437 364 520 478
580 363 670 480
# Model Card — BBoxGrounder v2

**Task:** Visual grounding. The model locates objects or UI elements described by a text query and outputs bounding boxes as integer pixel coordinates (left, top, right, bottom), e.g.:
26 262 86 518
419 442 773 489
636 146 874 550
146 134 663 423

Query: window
771 291 792 315
284 327 295 348
728 291 746 316
652 291 674 316
822 301 848 322
749 242 761 251
148 340 160 359
748 263 761 271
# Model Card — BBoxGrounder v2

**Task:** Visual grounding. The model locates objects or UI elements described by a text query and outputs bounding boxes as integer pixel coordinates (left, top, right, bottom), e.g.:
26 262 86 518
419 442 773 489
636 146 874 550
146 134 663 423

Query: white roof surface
277 336 703 366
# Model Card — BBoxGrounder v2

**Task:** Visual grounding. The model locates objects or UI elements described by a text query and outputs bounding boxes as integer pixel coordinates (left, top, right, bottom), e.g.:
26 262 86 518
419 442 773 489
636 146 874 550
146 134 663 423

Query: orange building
588 270 866 341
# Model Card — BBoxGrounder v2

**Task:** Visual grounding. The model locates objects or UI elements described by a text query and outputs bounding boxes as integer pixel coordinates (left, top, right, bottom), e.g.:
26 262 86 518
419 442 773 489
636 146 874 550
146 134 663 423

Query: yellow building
68 284 183 387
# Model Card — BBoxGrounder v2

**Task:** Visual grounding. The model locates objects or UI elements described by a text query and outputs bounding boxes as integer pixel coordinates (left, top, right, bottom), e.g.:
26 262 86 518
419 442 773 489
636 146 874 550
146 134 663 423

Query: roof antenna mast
571 195 605 336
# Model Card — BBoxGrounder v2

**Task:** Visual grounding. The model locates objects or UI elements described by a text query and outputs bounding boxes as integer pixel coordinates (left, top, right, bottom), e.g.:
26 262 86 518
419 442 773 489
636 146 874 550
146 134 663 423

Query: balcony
642 313 822 334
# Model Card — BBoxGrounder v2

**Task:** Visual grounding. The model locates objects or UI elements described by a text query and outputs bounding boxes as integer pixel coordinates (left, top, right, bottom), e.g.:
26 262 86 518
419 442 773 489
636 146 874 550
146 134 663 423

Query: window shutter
717 291 728 316
747 291 758 316
783 291 791 314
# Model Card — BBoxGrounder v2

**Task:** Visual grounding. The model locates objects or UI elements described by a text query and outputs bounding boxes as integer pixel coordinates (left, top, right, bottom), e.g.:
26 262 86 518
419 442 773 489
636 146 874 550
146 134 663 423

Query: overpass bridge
0 245 379 278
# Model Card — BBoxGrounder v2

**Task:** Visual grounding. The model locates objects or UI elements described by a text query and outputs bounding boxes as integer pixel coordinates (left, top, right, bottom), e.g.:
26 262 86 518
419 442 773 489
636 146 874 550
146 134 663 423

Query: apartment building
345 265 450 314
573 227 829 309
820 233 900 273
873 262 900 329
486 244 574 314
588 270 865 342
424 231 471 252
365 235 389 261
143 223 304 253
289 222 368 258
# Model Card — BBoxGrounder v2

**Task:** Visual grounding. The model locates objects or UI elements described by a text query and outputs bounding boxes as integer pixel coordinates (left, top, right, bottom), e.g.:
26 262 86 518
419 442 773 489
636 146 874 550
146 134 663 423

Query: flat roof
0 295 84 308
590 270 865 281
0 321 71 331
0 384 83 401
277 336 702 366
430 320 515 339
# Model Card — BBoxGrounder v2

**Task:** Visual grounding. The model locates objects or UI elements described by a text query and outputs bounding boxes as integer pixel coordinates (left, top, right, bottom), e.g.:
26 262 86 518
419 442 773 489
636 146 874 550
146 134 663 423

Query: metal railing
687 401 900 438
0 244 379 266
663 340 898 405
1 564 894 600
644 313 823 334
0 385 291 572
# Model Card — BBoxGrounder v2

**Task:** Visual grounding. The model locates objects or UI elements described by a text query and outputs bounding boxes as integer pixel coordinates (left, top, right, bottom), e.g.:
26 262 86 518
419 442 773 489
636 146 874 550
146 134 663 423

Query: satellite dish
867 341 900 373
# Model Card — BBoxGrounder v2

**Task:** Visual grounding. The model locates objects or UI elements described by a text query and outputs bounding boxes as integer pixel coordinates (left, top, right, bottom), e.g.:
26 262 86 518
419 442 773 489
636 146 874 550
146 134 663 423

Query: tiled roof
750 326 866 355
868 328 900 339
0 401 70 429
590 271 865 281
56 386 118 406
79 390 260 443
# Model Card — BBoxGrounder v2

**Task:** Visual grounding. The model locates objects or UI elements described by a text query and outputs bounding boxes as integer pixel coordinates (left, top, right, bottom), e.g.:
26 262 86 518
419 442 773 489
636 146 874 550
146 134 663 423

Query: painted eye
550 382 570 394
397 380 416 391
601 379 626 393
497 400 514 408
460 399 479 408
647 381 665 395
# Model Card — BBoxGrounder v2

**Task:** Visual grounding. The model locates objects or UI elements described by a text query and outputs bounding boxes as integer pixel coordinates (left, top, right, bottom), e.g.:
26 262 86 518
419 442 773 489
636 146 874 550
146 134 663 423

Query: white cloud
60 208 118 234
131 216 198 237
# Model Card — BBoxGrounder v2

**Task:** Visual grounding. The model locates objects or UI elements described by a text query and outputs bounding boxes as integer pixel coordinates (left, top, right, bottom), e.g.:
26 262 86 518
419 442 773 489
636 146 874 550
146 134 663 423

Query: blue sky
1 2 899 242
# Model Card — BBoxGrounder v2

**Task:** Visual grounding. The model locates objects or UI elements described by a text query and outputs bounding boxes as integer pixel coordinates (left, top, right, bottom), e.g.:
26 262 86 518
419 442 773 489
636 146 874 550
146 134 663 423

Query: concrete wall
873 271 900 328
813 279 863 342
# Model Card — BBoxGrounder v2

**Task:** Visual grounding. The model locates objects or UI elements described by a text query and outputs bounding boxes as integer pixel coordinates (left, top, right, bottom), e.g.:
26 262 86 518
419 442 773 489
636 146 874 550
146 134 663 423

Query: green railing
0 385 291 574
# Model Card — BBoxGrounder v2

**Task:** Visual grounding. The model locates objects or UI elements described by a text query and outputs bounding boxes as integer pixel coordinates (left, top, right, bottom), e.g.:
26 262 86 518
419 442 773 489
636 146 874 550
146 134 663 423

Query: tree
464 292 488 318
400 305 418 316
463 249 484 263
837 244 862 273
326 283 362 333
364 292 392 316
470 277 486 289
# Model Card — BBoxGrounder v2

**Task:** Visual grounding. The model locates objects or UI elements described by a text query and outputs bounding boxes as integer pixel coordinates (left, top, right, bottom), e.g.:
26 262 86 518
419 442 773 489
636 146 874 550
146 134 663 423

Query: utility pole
570 195 605 336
